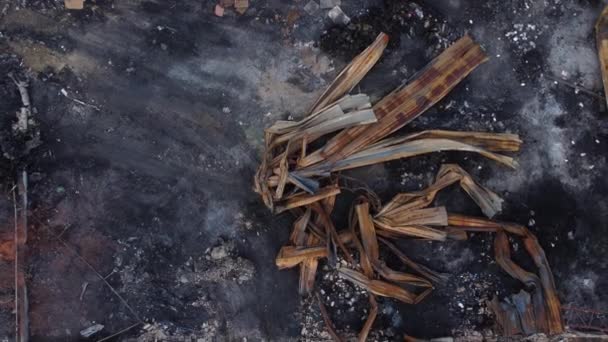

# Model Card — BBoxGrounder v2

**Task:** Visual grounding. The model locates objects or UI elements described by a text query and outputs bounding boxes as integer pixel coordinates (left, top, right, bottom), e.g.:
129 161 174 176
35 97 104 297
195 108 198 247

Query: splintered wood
254 33 563 339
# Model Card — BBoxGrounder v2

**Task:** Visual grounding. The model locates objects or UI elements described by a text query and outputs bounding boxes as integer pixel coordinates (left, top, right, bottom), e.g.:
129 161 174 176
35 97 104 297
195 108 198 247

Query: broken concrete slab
319 0 341 10
304 0 320 15
327 6 350 25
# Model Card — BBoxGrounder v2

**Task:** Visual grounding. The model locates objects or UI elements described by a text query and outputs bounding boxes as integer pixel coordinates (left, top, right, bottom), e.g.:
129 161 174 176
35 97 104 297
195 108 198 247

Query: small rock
211 246 228 260
80 324 104 338
214 4 224 17
238 274 251 283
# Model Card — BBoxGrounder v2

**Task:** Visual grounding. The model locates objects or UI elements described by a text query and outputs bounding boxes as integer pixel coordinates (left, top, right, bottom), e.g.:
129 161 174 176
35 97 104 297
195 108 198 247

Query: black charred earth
0 0 607 340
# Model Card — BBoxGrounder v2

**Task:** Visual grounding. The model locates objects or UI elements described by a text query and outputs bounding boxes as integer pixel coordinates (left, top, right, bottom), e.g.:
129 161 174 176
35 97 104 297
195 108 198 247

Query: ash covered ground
0 0 607 340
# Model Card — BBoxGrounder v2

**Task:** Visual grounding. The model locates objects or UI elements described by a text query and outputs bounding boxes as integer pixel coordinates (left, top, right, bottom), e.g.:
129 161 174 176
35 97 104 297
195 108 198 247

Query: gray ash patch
194 241 256 284
125 320 222 342
144 21 201 59
117 239 259 340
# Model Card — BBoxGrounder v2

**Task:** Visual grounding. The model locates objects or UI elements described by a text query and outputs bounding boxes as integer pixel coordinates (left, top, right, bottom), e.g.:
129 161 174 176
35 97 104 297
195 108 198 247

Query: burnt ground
0 0 607 340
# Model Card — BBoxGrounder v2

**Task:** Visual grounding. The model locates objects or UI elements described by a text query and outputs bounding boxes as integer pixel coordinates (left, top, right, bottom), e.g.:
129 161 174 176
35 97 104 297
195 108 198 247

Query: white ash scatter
125 241 255 341
298 292 397 341
504 23 542 54
320 265 368 315
453 329 496 342
416 98 508 134
126 321 221 342
408 2 456 54
447 272 500 338
299 259 369 340
299 257 408 340
399 170 434 188
114 239 255 303
298 295 334 341
547 6 601 90
114 242 150 291
488 89 600 193
176 240 255 285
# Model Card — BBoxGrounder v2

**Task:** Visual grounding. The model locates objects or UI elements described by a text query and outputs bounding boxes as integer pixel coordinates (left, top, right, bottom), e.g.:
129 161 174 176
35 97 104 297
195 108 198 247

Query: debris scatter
1 0 607 340
254 33 565 339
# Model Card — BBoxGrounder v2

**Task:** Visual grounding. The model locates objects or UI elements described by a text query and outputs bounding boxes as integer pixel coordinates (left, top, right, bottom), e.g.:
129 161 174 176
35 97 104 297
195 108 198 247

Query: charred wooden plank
309 33 388 113
300 35 488 167
275 245 327 269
